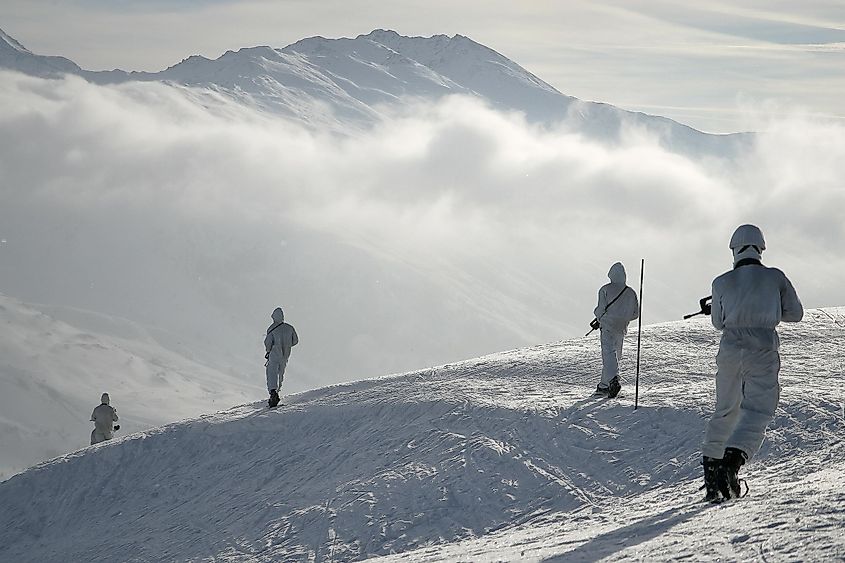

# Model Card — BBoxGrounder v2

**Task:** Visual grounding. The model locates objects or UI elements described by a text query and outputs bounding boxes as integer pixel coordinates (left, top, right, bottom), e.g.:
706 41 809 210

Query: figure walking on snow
90 392 119 445
593 262 639 398
264 307 299 408
701 224 803 502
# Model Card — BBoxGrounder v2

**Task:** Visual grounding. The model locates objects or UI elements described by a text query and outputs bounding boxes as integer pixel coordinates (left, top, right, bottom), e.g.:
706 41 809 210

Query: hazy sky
1 0 844 133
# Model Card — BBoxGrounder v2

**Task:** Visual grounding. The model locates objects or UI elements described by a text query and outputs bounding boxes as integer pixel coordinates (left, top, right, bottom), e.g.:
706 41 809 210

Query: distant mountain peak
0 27 31 54
359 28 402 40
358 29 471 44
0 27 81 77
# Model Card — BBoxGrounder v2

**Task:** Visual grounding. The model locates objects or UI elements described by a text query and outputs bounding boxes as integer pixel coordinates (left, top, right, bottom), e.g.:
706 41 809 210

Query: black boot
607 376 622 398
268 389 280 408
720 447 747 499
702 456 723 503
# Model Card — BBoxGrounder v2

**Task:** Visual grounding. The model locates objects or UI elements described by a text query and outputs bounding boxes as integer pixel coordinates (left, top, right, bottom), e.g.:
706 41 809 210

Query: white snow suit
594 262 639 387
264 308 299 393
90 393 118 445
701 260 803 460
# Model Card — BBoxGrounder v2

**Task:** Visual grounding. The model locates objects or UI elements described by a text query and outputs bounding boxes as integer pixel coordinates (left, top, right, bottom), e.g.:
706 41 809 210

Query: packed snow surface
1 308 842 562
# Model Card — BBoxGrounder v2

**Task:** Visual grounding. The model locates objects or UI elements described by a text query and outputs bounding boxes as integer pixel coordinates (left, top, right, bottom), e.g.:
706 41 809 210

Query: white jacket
264 308 299 361
91 394 118 434
711 260 803 350
594 262 639 331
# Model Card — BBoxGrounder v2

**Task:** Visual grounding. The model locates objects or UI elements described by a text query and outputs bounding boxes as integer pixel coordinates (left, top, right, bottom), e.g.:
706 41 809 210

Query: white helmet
729 224 765 264
729 224 765 251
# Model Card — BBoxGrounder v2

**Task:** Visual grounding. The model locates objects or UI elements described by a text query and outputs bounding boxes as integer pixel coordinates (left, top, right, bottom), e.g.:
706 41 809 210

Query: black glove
589 318 600 331
264 352 270 360
114 425 120 431
702 303 712 316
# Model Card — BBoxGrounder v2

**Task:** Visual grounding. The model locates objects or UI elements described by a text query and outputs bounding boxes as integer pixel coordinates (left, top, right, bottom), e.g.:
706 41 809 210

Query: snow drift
1 308 842 562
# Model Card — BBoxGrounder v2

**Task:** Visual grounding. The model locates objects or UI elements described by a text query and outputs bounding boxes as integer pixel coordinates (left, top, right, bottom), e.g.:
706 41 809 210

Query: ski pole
635 258 644 411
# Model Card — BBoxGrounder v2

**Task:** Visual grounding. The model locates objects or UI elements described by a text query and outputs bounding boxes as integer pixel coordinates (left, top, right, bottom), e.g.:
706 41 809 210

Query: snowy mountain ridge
0 26 747 153
1 307 843 561
0 27 29 53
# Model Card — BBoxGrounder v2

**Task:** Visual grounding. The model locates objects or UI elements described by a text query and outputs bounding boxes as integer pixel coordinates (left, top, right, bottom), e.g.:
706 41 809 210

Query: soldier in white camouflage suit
701 224 803 502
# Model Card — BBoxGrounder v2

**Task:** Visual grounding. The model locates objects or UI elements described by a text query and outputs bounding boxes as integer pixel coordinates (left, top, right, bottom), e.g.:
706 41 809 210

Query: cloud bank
1 71 843 391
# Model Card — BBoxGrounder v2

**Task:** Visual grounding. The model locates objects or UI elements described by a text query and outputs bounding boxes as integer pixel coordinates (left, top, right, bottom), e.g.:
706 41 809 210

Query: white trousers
266 357 288 393
600 328 625 387
702 346 780 460
90 429 113 445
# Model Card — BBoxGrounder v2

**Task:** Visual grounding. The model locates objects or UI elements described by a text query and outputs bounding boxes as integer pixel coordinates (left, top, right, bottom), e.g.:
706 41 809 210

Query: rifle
683 295 712 319
586 286 630 336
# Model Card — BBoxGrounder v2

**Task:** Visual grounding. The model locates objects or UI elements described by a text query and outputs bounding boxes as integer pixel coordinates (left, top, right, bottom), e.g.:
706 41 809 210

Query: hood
101 392 110 405
271 307 284 323
607 262 626 285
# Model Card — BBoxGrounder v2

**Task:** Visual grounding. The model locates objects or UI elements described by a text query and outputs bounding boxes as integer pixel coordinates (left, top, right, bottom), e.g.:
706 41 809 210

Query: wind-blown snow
1 308 842 561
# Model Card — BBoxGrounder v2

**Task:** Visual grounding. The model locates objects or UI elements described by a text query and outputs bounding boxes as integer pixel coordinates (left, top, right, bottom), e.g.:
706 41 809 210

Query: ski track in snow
0 309 843 562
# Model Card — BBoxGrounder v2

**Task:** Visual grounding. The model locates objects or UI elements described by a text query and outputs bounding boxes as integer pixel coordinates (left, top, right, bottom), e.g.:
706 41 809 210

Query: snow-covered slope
1 308 842 562
0 294 262 480
0 27 746 154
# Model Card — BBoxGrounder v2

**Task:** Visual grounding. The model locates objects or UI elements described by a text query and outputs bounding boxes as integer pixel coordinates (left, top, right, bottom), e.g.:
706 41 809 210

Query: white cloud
1 71 843 392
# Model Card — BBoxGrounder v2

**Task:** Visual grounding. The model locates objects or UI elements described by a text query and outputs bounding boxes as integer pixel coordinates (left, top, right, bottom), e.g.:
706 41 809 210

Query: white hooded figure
701 225 802 500
90 393 119 445
593 262 639 394
264 307 299 401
